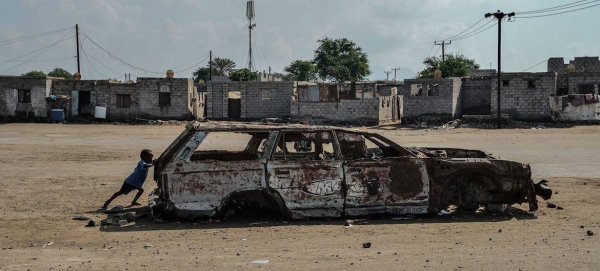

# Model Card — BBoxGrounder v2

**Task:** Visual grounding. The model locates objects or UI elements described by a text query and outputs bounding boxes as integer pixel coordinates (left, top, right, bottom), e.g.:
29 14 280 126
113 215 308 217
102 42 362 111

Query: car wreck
150 121 552 220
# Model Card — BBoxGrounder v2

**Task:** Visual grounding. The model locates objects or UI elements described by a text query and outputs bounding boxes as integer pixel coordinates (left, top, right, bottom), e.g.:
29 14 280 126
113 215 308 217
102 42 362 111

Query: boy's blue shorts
118 182 139 195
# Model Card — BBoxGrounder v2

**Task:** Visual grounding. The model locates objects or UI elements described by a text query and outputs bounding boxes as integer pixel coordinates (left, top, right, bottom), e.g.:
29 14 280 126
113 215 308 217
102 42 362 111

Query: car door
337 131 430 216
266 130 345 219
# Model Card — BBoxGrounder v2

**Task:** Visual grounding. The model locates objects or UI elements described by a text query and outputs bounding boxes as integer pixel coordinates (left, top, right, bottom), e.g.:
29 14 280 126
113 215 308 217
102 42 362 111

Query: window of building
557 88 568 96
18 89 31 103
527 80 536 89
502 80 510 87
410 84 423 97
427 84 440 96
578 85 594 94
159 92 171 107
116 94 131 108
261 89 275 100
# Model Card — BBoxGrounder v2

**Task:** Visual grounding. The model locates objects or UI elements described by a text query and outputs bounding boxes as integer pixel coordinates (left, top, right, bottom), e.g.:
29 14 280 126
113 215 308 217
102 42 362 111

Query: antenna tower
246 1 256 71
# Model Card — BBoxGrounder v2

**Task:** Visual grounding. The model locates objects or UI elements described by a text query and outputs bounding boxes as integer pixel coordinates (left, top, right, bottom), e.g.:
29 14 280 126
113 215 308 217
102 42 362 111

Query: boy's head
140 149 154 163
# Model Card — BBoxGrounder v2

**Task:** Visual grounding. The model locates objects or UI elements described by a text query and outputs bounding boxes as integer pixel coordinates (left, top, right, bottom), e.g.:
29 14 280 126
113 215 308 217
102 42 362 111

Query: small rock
345 220 353 226
376 251 381 254
362 242 371 249
85 220 96 227
587 230 594 236
546 202 557 208
580 225 585 229
498 229 502 233
144 243 153 249
556 206 564 210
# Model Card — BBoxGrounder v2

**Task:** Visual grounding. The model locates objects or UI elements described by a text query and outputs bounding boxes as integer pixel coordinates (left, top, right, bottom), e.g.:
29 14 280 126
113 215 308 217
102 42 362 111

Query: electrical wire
3 56 75 63
170 53 210 70
232 27 247 66
254 30 271 72
78 29 162 75
416 43 435 74
442 17 486 41
516 2 600 18
81 48 124 77
0 29 74 74
522 59 548 72
0 33 74 64
516 0 596 14
174 55 210 73
0 26 73 46
452 21 497 41
80 40 110 79
450 19 494 40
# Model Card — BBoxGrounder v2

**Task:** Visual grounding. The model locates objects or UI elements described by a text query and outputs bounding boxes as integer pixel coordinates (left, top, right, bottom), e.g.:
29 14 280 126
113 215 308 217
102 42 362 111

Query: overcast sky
1 0 599 81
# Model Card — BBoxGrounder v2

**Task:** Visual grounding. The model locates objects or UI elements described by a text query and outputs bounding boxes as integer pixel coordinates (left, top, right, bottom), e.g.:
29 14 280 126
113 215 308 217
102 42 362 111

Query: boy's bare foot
130 202 142 206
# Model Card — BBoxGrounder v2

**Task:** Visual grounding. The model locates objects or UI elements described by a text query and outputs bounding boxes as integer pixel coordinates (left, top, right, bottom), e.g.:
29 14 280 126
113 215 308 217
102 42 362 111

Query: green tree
313 37 371 83
192 67 218 83
284 60 317 81
209 58 236 76
47 67 73 79
21 70 46 77
229 68 258 81
417 53 480 78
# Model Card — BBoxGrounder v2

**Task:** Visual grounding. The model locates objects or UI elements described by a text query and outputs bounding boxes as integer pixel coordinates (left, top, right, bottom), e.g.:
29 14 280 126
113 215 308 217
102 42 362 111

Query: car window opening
273 131 336 161
190 131 270 161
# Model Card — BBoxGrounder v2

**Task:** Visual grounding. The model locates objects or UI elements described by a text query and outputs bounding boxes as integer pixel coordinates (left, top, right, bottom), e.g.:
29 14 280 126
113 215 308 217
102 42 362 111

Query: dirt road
0 123 598 270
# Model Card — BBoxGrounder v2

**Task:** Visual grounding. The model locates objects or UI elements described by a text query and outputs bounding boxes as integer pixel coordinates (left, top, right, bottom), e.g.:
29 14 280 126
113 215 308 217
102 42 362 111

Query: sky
0 0 599 81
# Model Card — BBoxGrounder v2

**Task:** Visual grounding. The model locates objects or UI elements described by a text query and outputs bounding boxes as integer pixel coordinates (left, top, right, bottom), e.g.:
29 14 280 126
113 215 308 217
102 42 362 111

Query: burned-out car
150 121 551 219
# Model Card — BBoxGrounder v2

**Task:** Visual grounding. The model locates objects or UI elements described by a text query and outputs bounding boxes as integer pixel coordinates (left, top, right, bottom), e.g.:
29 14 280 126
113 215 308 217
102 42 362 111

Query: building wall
0 77 51 121
207 81 294 119
291 98 381 124
400 78 462 118
461 77 492 115
548 57 600 73
557 73 600 95
491 72 557 119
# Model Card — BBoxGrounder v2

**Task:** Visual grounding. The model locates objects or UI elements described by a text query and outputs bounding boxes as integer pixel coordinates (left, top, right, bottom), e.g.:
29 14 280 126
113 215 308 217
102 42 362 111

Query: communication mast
246 0 256 71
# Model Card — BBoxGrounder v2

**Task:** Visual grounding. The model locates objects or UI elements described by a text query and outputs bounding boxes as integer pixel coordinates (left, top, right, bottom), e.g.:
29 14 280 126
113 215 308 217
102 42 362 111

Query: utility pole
391 67 401 81
209 50 212 81
434 40 451 63
384 71 392 81
75 24 80 74
485 10 515 129
247 1 256 71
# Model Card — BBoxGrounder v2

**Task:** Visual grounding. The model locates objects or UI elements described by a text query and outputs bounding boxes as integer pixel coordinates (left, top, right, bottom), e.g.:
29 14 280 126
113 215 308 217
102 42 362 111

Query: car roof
187 120 371 134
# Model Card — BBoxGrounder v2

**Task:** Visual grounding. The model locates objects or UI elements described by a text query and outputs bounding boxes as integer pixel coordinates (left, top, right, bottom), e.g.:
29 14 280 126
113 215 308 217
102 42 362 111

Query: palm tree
208 58 236 76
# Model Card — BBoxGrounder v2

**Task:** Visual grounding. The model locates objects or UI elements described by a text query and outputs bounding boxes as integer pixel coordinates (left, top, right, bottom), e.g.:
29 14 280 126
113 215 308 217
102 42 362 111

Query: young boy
103 149 154 209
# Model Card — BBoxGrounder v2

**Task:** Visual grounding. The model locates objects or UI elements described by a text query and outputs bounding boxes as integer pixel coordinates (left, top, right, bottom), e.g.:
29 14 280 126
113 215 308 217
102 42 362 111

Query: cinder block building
0 76 52 122
290 82 402 125
206 81 294 120
400 78 463 119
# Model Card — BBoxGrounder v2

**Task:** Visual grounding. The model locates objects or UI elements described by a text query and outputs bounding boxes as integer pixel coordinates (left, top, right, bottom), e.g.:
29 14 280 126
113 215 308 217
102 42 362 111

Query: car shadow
95 206 539 233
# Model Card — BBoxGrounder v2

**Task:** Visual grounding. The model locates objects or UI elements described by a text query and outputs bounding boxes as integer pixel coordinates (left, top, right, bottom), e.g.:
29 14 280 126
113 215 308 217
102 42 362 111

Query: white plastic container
94 106 107 119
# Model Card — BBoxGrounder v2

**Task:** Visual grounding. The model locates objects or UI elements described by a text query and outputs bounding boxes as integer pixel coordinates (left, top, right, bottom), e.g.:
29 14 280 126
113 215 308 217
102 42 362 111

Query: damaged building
290 82 402 125
0 73 203 122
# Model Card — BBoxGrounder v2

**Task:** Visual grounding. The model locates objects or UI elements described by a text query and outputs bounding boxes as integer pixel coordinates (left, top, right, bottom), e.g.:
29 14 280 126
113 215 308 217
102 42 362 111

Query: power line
451 19 494 40
0 34 74 64
253 30 271 71
174 55 210 73
78 29 162 75
3 56 75 63
516 0 596 14
516 2 600 18
452 21 498 41
81 47 124 77
170 53 210 70
0 29 74 74
416 43 435 74
0 26 73 46
442 17 486 41
80 40 110 79
522 59 548 72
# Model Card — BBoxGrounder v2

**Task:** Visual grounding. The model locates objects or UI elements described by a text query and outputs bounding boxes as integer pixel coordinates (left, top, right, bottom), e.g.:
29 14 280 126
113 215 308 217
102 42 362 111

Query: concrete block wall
461 77 491 114
0 77 51 121
491 72 557 119
548 57 600 73
207 81 294 119
400 78 462 118
558 73 600 95
291 98 381 123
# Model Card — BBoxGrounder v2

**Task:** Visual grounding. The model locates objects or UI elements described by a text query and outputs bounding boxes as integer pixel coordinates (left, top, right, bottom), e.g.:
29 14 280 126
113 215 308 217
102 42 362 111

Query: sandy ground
0 123 599 271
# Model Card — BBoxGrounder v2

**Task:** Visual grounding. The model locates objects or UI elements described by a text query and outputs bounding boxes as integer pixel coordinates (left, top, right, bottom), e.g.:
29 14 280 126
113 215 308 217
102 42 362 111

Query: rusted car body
150 121 551 219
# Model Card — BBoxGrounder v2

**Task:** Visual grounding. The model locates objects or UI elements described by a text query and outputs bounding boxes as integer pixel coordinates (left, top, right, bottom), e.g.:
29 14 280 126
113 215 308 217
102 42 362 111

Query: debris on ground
587 230 594 236
391 217 413 220
105 205 124 213
143 243 153 249
118 220 128 226
362 242 372 249
251 260 269 264
43 242 53 248
100 219 113 225
72 215 90 221
344 220 353 226
556 206 564 210
546 202 557 208
85 220 96 227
